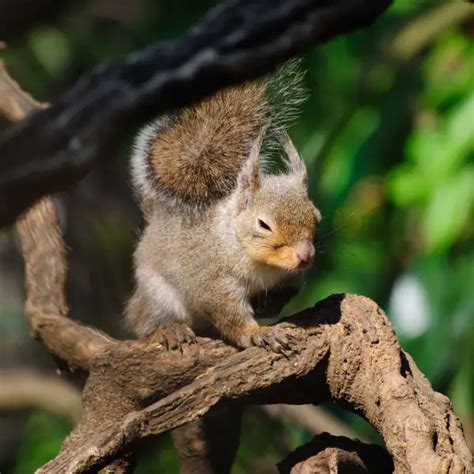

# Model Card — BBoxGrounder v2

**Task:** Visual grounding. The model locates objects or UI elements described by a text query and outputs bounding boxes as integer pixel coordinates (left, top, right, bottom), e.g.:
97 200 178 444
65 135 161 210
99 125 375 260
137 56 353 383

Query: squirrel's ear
282 133 308 186
236 125 266 207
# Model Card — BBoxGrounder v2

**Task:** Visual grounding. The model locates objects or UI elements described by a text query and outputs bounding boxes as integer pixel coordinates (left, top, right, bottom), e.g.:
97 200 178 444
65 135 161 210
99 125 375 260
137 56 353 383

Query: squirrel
125 63 321 352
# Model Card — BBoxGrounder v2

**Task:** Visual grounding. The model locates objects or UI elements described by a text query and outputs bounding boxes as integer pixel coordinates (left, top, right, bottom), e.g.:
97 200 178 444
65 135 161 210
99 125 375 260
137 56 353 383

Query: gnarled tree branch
0 59 115 371
0 0 393 227
278 433 394 473
32 294 471 474
17 197 116 371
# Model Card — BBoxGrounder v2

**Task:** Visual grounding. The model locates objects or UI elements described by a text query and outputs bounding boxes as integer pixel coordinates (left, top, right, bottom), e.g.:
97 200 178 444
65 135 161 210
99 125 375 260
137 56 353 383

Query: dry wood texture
31 291 471 473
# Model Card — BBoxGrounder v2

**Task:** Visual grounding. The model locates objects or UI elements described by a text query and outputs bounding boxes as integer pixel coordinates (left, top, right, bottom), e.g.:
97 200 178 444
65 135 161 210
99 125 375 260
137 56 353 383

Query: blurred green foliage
1 0 473 472
14 412 72 474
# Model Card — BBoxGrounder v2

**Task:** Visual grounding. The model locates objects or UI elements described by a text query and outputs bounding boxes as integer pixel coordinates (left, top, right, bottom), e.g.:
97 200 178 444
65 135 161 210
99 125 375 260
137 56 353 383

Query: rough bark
31 294 471 474
0 0 393 227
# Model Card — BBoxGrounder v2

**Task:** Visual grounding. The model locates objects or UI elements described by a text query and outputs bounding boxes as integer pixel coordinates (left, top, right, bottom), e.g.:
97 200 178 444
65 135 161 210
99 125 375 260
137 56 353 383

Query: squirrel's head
233 130 321 272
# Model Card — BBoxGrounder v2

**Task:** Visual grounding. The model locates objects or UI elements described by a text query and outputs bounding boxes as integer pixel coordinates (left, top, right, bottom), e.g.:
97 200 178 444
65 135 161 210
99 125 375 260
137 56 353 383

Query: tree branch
17 198 116 371
171 404 243 474
1 11 471 474
388 2 474 61
0 59 116 372
261 404 363 441
31 294 471 474
278 433 394 473
0 0 393 227
0 369 81 421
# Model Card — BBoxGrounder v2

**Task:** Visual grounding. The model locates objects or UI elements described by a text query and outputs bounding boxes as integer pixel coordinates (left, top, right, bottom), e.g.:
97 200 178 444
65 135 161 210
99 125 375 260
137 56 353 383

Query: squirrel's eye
258 219 272 232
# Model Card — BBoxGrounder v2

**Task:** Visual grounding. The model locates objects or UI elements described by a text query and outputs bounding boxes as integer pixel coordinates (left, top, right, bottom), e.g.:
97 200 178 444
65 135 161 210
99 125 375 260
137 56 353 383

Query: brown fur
127 75 321 352
149 82 267 205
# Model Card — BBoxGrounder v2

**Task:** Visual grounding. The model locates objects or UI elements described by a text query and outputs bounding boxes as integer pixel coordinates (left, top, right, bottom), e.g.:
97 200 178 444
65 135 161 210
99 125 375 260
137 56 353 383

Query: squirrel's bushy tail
131 60 305 214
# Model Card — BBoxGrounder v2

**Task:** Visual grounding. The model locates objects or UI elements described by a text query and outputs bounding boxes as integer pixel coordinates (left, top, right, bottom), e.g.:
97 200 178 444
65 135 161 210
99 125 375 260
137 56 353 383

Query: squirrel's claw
249 326 293 355
149 323 196 351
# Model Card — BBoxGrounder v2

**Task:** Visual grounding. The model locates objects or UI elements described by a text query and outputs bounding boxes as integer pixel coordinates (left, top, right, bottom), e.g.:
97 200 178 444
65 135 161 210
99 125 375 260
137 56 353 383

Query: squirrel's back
131 61 304 214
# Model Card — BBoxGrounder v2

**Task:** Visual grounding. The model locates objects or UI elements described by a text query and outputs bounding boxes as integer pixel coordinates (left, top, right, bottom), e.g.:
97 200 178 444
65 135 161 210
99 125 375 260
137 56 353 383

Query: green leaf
387 164 432 205
423 32 474 108
29 28 71 77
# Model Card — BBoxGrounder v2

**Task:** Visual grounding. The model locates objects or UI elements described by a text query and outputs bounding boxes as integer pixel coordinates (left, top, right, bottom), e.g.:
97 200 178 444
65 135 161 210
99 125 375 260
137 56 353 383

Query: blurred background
0 0 473 472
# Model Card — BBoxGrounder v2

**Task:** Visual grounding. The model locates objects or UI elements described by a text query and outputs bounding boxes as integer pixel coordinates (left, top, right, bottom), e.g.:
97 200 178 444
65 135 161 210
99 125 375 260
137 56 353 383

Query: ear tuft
236 125 268 208
282 133 307 186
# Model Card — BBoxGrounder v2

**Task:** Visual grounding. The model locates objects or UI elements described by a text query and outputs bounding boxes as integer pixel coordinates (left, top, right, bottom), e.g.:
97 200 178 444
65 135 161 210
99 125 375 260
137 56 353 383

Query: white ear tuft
282 133 307 186
236 124 268 207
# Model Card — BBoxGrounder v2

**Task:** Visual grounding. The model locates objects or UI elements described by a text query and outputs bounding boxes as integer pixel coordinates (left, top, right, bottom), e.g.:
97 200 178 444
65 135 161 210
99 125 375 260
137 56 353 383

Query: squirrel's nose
294 241 315 269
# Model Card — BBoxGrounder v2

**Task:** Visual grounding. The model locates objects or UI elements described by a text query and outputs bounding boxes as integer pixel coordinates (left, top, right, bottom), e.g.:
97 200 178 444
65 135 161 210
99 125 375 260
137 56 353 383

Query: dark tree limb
171 404 243 474
0 0 393 227
278 433 394 473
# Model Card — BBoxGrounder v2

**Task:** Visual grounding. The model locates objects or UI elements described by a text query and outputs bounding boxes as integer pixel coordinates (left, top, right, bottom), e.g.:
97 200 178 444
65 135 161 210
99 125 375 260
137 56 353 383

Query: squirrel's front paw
237 325 292 354
148 323 196 351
